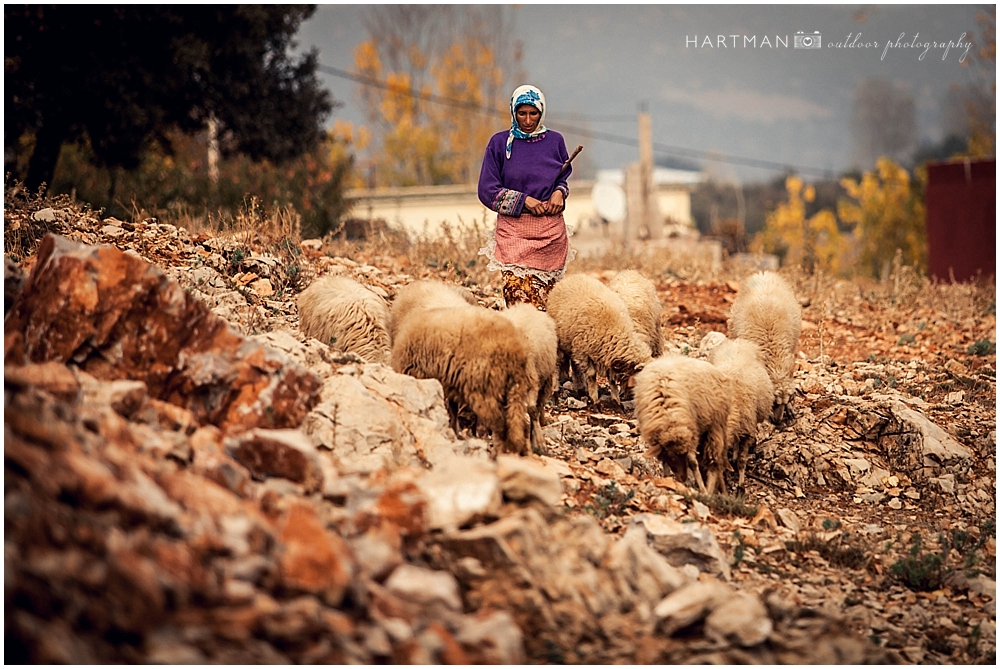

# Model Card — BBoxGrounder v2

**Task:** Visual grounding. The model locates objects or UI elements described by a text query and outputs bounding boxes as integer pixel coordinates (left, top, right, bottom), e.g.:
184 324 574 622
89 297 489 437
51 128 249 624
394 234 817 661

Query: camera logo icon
794 31 822 49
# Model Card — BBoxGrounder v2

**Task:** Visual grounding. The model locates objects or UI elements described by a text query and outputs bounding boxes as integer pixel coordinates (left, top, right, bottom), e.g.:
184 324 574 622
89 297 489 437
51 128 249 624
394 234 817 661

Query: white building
343 167 703 245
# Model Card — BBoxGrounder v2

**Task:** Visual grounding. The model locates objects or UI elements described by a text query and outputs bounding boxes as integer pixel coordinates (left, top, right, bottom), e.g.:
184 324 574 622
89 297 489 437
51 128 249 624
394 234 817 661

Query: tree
850 78 917 169
964 9 996 157
838 158 926 278
352 5 522 187
5 5 333 192
751 175 848 275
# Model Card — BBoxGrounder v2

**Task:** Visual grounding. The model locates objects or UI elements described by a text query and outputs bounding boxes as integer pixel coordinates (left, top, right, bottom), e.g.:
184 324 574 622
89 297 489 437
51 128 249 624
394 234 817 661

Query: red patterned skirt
479 212 572 311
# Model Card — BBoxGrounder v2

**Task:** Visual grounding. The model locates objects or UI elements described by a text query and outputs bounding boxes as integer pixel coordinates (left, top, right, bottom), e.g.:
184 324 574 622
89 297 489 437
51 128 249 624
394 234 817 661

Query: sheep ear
633 362 645 373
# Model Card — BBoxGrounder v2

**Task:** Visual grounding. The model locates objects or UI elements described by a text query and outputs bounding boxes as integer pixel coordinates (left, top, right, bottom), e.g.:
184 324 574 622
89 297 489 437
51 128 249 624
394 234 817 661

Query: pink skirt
494 212 569 272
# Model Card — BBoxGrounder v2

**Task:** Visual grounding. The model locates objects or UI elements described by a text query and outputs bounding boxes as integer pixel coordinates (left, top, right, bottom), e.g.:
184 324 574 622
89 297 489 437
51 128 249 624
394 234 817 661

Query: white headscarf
506 84 548 159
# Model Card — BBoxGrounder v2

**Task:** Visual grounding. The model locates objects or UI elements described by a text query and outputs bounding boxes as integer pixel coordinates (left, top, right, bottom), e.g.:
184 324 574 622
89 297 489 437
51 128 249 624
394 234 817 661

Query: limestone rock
5 234 321 431
653 578 734 635
384 564 463 612
227 429 324 493
414 458 502 531
496 454 563 507
455 610 525 664
889 401 973 467
704 591 773 647
627 513 732 581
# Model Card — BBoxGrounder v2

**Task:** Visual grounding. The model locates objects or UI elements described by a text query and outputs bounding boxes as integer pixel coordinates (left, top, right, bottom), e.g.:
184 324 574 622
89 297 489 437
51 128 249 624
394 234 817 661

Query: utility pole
638 105 655 240
625 103 658 251
207 113 220 194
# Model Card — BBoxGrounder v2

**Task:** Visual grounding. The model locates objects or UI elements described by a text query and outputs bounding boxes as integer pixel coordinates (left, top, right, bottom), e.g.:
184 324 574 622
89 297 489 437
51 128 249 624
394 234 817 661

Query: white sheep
632 354 732 495
389 279 477 343
547 274 653 406
500 302 558 453
727 271 802 422
297 275 391 364
391 305 532 456
609 269 664 357
707 338 774 492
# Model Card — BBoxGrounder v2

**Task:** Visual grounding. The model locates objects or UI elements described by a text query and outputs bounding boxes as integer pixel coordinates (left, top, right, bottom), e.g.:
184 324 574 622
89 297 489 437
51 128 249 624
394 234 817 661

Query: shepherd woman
478 84 573 311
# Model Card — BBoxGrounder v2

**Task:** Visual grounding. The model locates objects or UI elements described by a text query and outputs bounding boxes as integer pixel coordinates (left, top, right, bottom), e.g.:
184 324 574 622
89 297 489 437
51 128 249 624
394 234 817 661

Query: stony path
4 204 995 663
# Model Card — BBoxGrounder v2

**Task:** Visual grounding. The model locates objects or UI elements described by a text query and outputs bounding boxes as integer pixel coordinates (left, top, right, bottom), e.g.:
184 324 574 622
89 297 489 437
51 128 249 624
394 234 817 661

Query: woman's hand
524 196 547 216
545 189 565 215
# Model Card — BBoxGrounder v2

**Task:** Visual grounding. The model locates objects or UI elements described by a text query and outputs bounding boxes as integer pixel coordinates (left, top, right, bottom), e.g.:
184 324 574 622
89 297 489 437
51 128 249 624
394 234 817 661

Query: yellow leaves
752 175 850 275
354 40 381 76
352 33 507 187
838 157 926 277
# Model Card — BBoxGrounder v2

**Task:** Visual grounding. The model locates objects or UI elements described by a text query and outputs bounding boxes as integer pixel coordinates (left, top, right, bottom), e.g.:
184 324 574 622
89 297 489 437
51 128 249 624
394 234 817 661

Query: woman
478 84 573 311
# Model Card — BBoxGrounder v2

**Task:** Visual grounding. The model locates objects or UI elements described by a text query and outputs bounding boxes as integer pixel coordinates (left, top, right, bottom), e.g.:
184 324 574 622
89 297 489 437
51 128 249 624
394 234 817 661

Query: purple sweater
477 130 571 217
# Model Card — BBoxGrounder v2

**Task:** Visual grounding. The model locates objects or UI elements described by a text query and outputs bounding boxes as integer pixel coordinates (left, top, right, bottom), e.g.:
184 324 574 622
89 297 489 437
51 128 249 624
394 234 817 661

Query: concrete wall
344 181 696 241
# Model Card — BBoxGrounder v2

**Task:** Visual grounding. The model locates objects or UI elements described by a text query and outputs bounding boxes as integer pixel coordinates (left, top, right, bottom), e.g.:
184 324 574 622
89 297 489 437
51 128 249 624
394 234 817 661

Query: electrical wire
317 63 838 179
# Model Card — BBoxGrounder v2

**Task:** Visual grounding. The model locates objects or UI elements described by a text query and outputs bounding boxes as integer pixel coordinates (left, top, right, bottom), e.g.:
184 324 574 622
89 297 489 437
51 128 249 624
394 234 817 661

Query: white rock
776 508 802 533
704 591 773 647
496 454 563 507
607 522 689 608
384 563 463 612
32 207 57 222
455 610 526 664
890 401 973 465
653 578 734 635
627 514 731 581
414 458 502 531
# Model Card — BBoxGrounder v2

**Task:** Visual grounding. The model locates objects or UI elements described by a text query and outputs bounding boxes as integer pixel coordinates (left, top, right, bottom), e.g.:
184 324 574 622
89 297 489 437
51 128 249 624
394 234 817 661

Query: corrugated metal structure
924 157 996 282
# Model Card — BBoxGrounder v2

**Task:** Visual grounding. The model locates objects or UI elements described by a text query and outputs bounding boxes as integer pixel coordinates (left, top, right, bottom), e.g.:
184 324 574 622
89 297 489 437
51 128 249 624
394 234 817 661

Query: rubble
4 203 994 663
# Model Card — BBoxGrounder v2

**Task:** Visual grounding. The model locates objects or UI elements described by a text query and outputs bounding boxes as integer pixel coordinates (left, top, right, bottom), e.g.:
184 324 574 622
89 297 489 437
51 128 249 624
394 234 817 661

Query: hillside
4 195 995 663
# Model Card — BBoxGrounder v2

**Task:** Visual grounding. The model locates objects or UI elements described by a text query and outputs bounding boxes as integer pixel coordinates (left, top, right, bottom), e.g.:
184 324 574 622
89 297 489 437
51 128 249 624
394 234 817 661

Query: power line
317 63 837 179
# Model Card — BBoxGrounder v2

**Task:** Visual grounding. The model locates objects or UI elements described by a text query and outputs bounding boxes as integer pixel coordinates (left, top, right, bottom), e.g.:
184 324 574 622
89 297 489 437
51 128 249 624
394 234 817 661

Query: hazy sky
296 3 992 182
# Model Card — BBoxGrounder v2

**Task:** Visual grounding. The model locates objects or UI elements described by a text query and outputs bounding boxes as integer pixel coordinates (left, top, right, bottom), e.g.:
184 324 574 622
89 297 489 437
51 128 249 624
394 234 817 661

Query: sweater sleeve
478 135 526 216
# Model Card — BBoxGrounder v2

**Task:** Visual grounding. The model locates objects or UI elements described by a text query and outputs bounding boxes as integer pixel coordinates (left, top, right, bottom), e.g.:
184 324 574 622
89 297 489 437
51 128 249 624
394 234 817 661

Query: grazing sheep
500 303 558 453
389 280 477 343
727 271 802 422
547 274 653 405
632 354 733 495
297 275 391 364
391 306 532 456
609 269 664 357
707 338 774 492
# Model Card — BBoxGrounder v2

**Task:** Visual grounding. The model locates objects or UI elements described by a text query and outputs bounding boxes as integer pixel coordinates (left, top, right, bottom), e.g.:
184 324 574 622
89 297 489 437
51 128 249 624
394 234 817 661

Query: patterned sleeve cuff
493 188 526 216
555 185 569 199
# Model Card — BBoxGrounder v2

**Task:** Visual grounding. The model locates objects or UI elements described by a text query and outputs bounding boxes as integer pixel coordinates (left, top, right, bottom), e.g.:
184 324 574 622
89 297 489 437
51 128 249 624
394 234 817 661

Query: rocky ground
4 199 996 664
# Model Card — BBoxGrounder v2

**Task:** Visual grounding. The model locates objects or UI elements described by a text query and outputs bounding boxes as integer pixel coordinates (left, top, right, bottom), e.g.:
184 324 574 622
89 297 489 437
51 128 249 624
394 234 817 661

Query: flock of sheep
296 269 802 496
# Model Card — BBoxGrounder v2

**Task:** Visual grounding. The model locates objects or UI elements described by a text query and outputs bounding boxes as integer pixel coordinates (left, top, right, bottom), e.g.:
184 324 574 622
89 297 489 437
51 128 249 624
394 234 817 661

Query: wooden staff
556 145 584 182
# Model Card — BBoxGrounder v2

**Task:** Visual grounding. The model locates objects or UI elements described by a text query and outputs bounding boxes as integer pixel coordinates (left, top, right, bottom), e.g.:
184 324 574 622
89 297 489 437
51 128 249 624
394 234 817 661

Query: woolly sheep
391 305 532 456
500 302 558 453
547 274 653 405
707 338 774 492
632 354 733 495
389 279 478 343
297 275 391 364
727 271 802 422
609 269 664 357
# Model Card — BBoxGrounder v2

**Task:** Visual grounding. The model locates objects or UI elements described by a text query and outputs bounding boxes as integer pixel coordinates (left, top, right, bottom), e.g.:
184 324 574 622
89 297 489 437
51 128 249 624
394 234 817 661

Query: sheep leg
687 449 708 493
583 360 600 405
736 434 754 494
557 347 573 385
702 423 729 496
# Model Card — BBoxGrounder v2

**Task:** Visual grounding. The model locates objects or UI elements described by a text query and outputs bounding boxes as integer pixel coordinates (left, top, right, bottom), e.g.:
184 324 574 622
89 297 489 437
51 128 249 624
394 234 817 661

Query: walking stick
556 145 583 182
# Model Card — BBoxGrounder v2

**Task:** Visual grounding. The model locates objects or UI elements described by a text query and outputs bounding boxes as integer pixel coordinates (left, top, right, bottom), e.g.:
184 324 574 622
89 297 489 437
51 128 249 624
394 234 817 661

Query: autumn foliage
752 158 929 279
838 158 927 278
351 6 517 188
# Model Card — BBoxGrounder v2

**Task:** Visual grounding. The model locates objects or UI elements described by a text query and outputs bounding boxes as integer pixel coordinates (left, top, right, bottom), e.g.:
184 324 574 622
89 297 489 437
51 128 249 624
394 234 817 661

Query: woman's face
515 104 541 133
